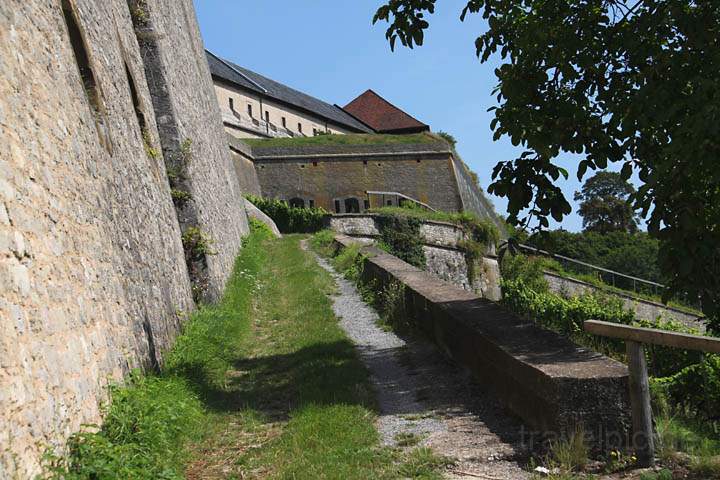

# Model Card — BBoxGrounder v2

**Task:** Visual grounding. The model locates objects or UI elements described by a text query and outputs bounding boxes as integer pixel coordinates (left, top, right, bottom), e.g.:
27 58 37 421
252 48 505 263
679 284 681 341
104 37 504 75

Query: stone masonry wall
228 134 262 196
329 214 502 301
449 152 506 234
133 0 249 301
252 142 463 213
0 0 248 476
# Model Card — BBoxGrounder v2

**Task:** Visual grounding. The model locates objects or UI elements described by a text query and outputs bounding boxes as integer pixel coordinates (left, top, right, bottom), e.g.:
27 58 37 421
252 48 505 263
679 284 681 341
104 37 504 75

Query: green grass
42 227 269 479
368 205 479 225
655 414 720 477
44 229 449 479
244 132 441 148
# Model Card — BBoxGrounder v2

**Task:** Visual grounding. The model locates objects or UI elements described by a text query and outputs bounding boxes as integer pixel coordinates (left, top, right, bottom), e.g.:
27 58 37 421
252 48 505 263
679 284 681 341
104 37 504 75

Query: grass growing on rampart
44 226 449 479
244 132 439 148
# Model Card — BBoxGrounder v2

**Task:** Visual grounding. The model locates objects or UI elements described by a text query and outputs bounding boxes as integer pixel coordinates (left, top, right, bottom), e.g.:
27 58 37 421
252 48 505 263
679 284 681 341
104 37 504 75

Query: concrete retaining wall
334 235 631 449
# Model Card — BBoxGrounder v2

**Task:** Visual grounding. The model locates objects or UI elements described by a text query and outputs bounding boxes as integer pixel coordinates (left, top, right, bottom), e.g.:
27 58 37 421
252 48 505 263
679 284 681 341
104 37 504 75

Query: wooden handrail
584 319 719 468
584 320 720 353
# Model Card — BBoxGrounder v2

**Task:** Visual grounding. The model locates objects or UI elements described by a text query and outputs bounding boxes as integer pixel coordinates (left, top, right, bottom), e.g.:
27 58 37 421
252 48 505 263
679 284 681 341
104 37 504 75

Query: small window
247 104 253 117
282 117 287 128
363 160 368 165
265 111 270 122
386 200 393 206
334 200 341 213
289 197 305 208
312 161 318 167
364 200 370 210
313 128 317 136
229 98 234 110
309 200 315 208
298 123 302 133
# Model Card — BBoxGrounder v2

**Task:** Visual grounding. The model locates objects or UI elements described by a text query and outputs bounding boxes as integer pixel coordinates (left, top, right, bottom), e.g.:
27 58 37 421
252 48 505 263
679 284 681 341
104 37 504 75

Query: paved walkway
310 246 530 480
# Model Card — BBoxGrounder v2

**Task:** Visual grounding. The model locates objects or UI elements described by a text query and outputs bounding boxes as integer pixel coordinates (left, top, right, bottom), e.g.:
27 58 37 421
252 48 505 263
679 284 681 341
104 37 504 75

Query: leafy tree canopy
574 171 638 233
373 0 720 330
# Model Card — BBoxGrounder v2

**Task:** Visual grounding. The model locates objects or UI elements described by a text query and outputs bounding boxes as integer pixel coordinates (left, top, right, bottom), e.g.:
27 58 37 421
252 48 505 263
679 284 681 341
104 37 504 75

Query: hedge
245 195 327 233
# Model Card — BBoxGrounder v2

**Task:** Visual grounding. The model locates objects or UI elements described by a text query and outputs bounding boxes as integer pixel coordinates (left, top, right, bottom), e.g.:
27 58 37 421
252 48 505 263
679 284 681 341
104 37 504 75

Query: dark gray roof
206 50 373 133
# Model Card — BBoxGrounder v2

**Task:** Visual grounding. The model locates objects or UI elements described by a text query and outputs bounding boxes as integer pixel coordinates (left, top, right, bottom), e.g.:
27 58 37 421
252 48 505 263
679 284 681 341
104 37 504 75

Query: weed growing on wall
245 194 327 233
170 188 191 206
141 128 159 159
181 227 215 260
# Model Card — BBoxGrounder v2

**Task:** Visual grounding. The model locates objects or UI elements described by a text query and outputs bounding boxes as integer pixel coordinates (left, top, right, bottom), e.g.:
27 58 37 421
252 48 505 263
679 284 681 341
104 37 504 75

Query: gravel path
308 244 531 480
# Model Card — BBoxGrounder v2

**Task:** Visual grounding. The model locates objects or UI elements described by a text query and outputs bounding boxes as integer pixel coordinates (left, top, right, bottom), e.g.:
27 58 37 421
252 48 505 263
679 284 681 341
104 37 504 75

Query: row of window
229 97 327 135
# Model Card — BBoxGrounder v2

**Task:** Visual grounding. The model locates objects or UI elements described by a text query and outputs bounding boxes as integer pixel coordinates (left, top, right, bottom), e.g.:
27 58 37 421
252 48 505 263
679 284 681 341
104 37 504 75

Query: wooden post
626 340 655 467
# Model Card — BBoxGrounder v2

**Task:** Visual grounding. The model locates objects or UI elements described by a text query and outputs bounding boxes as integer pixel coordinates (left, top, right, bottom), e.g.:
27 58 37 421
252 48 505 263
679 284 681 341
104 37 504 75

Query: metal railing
365 191 437 212
517 243 701 309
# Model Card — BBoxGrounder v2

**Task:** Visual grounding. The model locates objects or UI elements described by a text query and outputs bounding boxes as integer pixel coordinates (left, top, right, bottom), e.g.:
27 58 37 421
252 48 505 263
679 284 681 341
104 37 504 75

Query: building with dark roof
207 50 373 139
343 89 430 134
207 50 499 226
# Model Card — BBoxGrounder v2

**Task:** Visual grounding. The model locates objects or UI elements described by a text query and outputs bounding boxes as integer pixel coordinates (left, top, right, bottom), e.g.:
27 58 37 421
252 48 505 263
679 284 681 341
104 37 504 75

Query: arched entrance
344 197 360 213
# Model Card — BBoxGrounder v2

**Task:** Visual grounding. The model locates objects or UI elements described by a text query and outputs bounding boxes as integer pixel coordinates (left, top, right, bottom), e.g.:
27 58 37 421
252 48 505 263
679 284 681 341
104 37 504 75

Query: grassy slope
190 234 447 479
243 132 440 148
45 230 447 479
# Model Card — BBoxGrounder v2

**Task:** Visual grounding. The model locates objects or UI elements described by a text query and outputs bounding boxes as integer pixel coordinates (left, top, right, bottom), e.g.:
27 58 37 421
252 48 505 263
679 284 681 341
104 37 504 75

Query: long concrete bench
334 235 631 449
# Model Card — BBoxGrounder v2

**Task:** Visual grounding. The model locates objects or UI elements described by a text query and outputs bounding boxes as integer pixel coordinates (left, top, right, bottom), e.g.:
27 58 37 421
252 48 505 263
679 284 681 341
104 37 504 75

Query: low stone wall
544 273 705 331
329 214 501 301
334 235 631 449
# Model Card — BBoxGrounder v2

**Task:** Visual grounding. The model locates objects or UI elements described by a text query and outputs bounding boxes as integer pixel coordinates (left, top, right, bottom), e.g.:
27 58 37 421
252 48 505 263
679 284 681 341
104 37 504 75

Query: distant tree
373 1 720 331
436 130 457 148
574 172 638 234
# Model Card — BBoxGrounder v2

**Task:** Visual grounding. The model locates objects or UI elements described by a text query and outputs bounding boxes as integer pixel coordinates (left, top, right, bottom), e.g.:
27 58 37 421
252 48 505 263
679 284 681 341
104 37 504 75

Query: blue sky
195 1 596 231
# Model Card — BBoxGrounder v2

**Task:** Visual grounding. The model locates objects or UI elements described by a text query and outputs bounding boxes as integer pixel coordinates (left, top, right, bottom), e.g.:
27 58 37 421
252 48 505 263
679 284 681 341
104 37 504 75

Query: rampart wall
251 142 463 213
0 0 249 475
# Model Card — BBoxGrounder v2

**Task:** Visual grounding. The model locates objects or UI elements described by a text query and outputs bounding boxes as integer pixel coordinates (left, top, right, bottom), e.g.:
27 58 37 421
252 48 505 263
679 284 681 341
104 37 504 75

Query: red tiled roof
343 89 429 134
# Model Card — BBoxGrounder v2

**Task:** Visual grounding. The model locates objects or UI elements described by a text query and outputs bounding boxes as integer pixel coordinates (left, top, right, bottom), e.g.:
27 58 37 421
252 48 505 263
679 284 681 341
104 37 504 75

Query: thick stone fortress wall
0 0 249 476
251 141 463 213
450 152 506 234
132 0 251 300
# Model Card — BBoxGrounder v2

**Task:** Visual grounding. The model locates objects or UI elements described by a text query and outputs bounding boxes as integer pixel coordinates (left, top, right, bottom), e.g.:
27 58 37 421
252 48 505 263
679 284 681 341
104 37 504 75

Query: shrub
500 254 550 292
654 354 720 422
245 194 327 233
310 229 336 257
375 214 425 268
